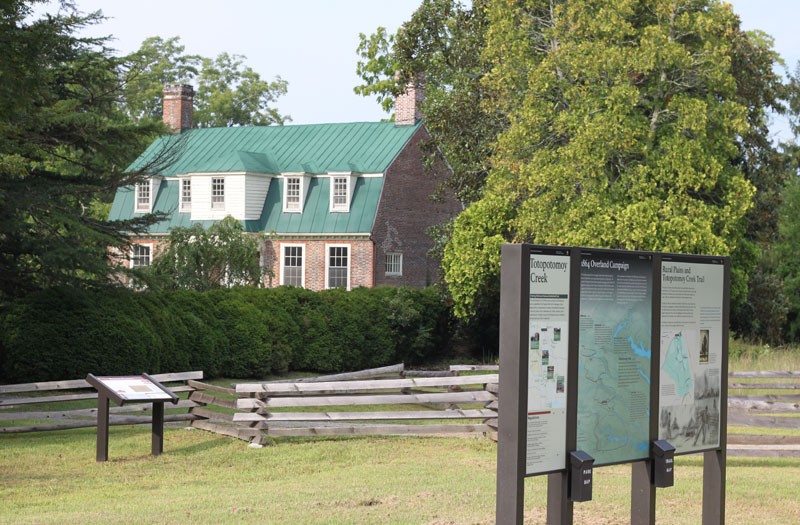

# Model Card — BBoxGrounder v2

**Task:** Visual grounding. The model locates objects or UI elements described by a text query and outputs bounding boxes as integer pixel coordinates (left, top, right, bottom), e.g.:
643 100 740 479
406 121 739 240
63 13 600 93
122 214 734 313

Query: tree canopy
0 1 165 300
355 0 503 204
147 216 266 291
123 36 290 127
442 0 779 318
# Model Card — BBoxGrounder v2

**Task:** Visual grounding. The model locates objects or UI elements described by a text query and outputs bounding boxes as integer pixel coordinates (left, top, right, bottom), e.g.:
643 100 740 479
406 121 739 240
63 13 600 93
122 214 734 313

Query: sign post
86 373 179 461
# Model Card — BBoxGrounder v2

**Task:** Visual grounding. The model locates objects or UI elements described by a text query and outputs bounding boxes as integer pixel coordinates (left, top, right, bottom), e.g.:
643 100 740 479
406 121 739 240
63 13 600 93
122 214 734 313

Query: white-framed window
326 244 350 290
211 177 225 210
135 181 151 213
180 178 191 212
385 253 403 276
280 244 304 287
331 176 349 212
131 243 152 268
285 177 301 212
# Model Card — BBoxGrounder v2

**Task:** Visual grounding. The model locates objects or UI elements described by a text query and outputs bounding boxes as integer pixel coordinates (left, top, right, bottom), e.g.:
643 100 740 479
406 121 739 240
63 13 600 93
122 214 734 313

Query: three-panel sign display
522 246 726 475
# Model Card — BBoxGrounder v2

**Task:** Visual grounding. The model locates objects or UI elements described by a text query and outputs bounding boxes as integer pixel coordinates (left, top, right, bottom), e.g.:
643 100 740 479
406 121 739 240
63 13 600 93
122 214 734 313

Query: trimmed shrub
0 285 455 382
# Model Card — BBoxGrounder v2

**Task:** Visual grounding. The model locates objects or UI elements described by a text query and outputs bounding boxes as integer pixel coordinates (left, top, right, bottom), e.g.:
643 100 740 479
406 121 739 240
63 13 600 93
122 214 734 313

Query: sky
40 1 800 139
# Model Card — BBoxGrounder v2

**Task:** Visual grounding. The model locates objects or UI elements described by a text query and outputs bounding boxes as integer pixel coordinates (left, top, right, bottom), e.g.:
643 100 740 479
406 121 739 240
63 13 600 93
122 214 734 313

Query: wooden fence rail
187 364 499 445
3 365 796 458
727 370 800 457
0 371 203 433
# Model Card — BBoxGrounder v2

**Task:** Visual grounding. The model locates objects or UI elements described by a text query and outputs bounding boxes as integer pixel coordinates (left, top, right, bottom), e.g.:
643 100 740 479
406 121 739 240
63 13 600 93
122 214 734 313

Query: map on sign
658 260 723 453
577 253 652 466
662 333 692 397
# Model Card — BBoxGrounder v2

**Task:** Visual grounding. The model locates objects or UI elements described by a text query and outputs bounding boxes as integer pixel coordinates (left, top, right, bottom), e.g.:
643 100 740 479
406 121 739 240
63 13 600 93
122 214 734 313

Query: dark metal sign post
86 373 179 462
496 245 728 525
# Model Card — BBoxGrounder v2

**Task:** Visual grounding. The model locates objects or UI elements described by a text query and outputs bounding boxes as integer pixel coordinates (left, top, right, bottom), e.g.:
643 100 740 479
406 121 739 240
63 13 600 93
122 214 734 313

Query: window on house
285 177 301 212
331 176 349 212
281 245 304 287
180 178 191 212
135 181 151 212
326 245 349 289
211 177 225 210
385 253 403 276
131 244 151 268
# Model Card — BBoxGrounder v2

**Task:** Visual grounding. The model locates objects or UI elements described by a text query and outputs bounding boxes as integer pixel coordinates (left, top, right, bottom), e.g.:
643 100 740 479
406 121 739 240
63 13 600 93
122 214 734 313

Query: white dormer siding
187 172 272 221
329 172 358 213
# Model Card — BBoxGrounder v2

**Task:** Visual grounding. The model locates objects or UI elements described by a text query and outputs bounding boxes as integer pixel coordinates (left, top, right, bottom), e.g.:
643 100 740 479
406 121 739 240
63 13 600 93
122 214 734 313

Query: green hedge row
0 286 453 383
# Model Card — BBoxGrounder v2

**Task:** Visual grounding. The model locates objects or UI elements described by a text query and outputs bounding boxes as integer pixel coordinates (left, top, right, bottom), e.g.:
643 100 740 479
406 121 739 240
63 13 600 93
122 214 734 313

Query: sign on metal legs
495 245 729 525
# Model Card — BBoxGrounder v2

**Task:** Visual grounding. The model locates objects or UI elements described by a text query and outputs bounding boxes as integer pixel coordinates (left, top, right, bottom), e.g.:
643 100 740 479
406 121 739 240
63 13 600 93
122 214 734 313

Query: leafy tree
0 1 165 301
355 0 503 204
444 0 761 318
195 52 289 127
727 28 793 342
121 36 201 123
148 216 266 290
122 36 289 127
776 177 800 340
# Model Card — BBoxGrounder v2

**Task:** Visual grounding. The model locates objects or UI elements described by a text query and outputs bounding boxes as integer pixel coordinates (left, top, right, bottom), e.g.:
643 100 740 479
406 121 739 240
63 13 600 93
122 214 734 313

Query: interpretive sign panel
658 256 724 454
91 375 174 403
577 250 653 466
526 249 571 475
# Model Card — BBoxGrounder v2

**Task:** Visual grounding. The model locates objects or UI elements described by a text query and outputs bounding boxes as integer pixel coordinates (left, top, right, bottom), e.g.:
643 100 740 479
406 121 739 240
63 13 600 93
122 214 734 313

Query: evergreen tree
0 1 165 300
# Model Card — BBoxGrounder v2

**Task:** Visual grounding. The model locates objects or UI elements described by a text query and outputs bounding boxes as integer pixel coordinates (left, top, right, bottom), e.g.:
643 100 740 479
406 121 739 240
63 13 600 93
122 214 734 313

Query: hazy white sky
49 1 800 138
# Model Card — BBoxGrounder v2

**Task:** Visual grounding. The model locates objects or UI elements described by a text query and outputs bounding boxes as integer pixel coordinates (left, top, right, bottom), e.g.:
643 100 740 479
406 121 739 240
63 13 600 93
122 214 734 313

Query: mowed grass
1 424 799 524
2 346 800 524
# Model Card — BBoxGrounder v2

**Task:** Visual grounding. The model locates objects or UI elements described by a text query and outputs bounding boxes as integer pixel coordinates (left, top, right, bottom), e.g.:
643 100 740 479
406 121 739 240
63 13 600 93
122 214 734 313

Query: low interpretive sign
90 375 175 403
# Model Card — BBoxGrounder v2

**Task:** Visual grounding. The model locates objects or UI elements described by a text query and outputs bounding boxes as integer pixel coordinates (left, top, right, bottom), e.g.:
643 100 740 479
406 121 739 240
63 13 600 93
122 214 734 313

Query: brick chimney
162 84 194 132
394 74 424 126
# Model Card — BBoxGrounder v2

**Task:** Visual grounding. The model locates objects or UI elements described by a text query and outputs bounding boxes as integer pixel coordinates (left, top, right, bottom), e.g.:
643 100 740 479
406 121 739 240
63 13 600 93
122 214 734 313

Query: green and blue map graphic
662 333 692 397
577 253 652 465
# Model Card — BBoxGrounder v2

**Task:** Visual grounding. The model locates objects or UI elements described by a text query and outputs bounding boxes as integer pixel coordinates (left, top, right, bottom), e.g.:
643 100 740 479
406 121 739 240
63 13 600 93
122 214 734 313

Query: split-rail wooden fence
188 363 499 445
0 371 203 433
2 366 798 458
727 371 800 457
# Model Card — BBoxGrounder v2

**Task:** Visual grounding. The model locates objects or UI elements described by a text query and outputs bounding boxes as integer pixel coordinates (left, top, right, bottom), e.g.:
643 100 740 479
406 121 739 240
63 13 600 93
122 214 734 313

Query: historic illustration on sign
577 253 652 466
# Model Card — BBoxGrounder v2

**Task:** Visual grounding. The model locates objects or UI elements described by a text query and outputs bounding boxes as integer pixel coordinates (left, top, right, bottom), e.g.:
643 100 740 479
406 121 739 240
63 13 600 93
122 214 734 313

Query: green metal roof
109 174 384 235
127 121 421 176
111 121 419 235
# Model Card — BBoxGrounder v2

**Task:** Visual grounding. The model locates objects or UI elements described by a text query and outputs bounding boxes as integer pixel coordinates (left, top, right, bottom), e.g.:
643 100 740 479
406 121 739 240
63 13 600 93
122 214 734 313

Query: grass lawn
1 426 799 524
1 345 799 524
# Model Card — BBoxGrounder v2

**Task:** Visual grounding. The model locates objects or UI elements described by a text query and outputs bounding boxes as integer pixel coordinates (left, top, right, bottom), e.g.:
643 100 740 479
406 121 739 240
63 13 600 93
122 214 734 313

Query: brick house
109 83 461 290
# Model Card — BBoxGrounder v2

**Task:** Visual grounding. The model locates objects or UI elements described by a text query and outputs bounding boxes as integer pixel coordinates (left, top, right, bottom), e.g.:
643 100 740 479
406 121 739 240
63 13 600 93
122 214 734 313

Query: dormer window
211 177 225 210
329 173 356 213
331 176 349 212
285 177 301 212
135 180 151 213
180 178 191 212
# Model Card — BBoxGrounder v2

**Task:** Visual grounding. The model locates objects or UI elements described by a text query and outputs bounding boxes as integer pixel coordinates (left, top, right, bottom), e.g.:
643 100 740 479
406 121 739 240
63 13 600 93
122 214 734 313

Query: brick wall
108 237 169 269
262 238 374 291
372 126 461 288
